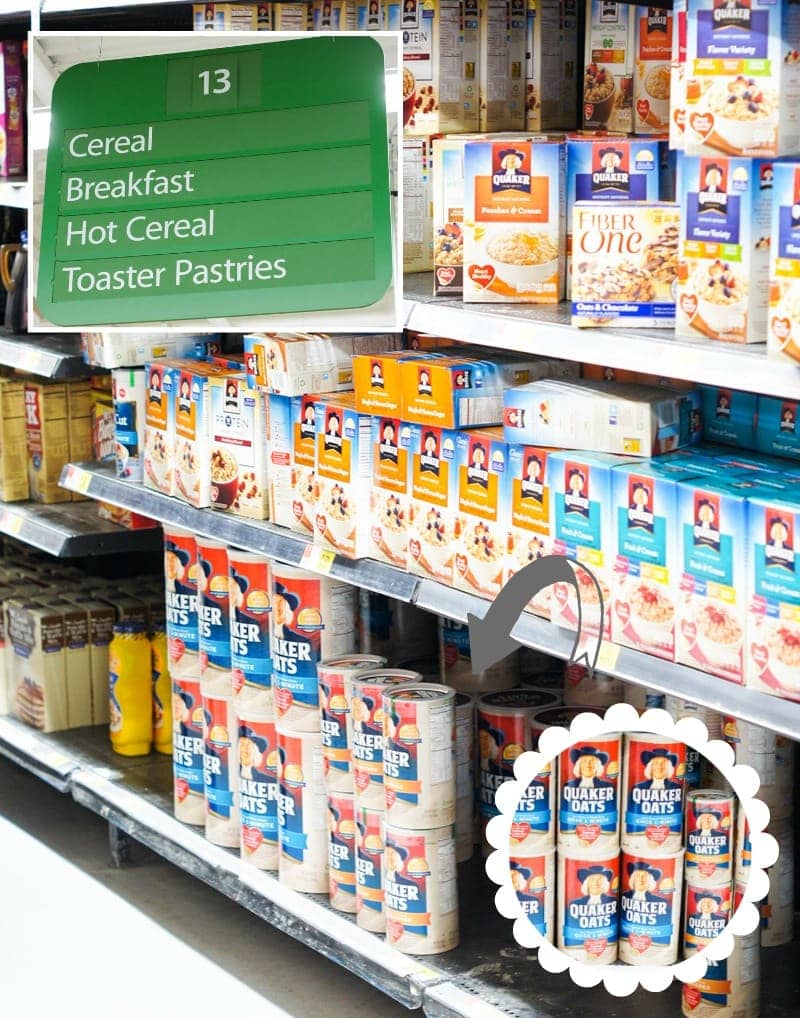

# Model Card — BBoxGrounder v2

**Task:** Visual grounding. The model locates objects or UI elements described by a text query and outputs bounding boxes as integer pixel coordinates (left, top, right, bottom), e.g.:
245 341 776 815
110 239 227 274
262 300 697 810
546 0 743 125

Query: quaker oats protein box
571 200 680 326
685 789 734 888
163 525 200 680
633 7 673 134
277 726 329 893
202 692 240 848
619 849 683 964
677 155 773 344
172 677 205 825
510 845 555 942
557 851 620 962
356 805 386 932
622 733 687 854
463 138 566 303
318 654 386 792
327 789 358 913
369 415 411 569
684 0 800 158
769 161 800 365
557 735 621 855
197 539 233 694
583 0 634 132
683 881 733 952
238 713 279 870
209 376 268 519
228 550 272 717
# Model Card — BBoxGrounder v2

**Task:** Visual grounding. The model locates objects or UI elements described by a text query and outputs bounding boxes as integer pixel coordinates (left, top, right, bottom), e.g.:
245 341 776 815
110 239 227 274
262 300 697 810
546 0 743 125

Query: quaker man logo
627 478 655 533
177 374 192 414
324 409 343 453
698 162 728 216
300 399 316 441
148 368 163 405
712 0 752 29
592 146 630 193
492 146 531 194
646 8 668 32
370 360 385 389
521 452 544 501
693 496 721 551
564 465 590 518
781 401 797 433
379 419 399 464
765 512 795 570
467 442 489 488
417 366 433 396
420 430 440 475
715 388 732 418
224 377 240 412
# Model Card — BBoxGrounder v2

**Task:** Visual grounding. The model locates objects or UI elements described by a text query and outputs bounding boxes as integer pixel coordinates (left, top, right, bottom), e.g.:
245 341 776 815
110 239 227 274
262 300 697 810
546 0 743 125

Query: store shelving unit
0 715 795 1018
0 500 161 556
404 273 800 400
0 329 87 378
59 460 800 740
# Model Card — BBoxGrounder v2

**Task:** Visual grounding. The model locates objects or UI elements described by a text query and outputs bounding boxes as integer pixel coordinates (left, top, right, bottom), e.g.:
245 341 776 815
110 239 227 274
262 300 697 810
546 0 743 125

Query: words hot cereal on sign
37 37 393 326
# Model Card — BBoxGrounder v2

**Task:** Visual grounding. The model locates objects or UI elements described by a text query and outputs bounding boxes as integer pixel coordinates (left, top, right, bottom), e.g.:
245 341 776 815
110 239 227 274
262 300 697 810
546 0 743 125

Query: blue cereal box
768 162 800 364
699 385 758 449
756 396 800 462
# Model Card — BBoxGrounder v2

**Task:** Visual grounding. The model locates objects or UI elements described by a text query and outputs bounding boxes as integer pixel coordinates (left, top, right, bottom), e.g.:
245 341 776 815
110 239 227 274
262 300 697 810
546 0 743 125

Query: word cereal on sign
37 37 393 326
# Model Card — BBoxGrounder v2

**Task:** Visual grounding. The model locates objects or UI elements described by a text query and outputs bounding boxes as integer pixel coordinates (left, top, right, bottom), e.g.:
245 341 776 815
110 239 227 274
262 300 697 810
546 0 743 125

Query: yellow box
24 382 71 504
479 0 527 131
0 379 29 502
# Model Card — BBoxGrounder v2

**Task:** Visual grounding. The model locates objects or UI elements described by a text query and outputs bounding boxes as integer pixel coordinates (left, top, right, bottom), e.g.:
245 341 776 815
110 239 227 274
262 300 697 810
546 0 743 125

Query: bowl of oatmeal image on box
692 597 744 675
698 76 779 154
616 574 676 655
692 260 749 341
482 227 561 293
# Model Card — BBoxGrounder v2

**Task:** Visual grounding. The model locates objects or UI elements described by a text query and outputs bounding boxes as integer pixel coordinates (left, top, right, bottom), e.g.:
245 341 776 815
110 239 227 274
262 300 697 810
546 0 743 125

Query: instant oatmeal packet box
768 161 800 363
677 154 772 344
463 137 566 302
571 200 680 326
583 0 635 131
684 0 800 158
633 6 673 135
209 375 268 520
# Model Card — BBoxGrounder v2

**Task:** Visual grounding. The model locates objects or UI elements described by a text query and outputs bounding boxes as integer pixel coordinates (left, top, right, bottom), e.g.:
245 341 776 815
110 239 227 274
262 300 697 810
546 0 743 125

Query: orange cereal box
633 7 673 135
369 416 411 569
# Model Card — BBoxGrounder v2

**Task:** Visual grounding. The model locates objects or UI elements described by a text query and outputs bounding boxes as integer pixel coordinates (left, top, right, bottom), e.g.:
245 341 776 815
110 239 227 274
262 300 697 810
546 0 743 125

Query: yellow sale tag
68 468 92 494
596 641 621 672
301 544 335 574
4 514 23 536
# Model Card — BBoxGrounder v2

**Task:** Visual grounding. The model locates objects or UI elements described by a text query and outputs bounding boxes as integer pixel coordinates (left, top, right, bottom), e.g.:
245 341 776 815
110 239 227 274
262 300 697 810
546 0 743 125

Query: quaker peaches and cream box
633 6 673 135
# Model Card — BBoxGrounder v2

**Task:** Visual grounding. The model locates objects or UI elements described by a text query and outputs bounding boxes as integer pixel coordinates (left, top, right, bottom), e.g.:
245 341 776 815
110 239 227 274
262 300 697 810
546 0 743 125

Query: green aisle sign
37 37 393 326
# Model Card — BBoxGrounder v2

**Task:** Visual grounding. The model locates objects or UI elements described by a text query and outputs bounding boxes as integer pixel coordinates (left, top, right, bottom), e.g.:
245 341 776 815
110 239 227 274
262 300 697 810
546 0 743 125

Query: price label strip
301 544 336 574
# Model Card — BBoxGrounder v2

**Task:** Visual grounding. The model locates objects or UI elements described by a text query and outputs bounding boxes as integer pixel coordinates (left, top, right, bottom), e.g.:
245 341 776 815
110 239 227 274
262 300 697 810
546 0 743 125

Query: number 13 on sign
198 67 231 95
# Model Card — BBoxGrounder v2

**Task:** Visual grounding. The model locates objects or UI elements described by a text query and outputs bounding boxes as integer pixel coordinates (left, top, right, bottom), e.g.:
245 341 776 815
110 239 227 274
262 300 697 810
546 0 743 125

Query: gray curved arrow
467 554 604 675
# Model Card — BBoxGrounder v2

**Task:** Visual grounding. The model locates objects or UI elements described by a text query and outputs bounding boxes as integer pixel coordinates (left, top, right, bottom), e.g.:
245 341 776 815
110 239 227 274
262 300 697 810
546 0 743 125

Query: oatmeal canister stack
510 844 556 943
318 654 386 793
684 0 800 158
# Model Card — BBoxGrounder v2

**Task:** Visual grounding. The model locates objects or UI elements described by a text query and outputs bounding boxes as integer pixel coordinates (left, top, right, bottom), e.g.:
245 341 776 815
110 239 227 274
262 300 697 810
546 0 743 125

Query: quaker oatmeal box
463 138 566 303
397 0 480 135
670 0 688 150
506 444 556 618
209 376 268 520
369 416 411 569
685 0 800 158
143 361 178 496
633 6 673 134
432 135 488 296
678 155 772 344
403 136 436 273
768 162 800 364
479 0 527 131
407 424 460 586
571 201 680 327
583 0 634 132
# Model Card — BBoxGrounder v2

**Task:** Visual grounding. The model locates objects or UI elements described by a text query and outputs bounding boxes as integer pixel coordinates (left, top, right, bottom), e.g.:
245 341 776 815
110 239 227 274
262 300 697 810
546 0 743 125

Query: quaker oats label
558 737 621 852
683 883 732 951
172 676 204 825
685 790 734 887
623 734 686 853
510 847 555 942
510 766 555 853
319 655 385 792
229 551 272 714
327 790 357 913
198 539 232 684
557 852 620 963
202 693 239 848
619 851 683 965
238 715 279 870
356 805 386 933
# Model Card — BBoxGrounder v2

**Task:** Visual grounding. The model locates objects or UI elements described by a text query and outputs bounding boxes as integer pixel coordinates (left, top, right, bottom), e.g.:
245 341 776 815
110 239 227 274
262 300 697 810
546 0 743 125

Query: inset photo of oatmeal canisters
557 736 621 855
557 851 620 963
618 849 683 965
319 654 386 792
622 733 686 854
685 789 735 888
510 846 555 943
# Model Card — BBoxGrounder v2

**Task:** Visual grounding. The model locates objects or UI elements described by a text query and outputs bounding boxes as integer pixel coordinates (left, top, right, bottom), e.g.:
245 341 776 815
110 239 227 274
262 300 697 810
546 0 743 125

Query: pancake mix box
745 489 800 701
675 475 748 683
25 382 71 505
6 598 67 733
583 0 634 132
479 0 527 131
571 200 679 326
369 415 411 569
677 154 772 344
314 395 373 559
209 376 268 519
768 162 800 364
684 0 800 158
505 443 555 618
633 7 673 134
407 423 460 585
453 427 510 599
463 138 566 302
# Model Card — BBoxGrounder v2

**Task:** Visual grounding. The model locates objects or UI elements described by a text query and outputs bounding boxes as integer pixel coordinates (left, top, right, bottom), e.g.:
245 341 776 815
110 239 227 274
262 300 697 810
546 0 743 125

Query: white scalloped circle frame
485 702 779 997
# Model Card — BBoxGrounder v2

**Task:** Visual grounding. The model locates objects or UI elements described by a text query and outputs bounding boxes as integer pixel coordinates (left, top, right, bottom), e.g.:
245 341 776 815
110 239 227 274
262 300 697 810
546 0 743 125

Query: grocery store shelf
0 719 796 1018
61 461 800 739
0 499 161 557
0 330 88 378
403 273 800 400
58 462 418 602
0 179 29 209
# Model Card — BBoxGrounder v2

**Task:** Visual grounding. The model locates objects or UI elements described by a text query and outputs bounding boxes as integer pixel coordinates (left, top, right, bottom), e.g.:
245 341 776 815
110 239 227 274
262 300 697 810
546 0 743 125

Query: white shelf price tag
301 544 336 574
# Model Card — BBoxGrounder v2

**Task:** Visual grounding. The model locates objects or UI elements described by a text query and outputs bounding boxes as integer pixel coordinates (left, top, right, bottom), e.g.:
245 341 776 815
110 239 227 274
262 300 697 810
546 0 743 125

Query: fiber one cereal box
699 385 757 448
583 0 635 132
670 0 688 150
547 450 626 640
314 395 373 559
633 7 673 134
566 137 665 292
571 201 679 326
768 162 800 364
369 415 411 568
745 489 800 700
399 0 480 135
463 138 566 302
452 428 509 599
677 154 772 344
403 136 435 273
407 423 460 584
209 376 268 520
676 475 748 683
685 0 800 158
526 0 579 132
479 0 527 131
756 396 800 461
611 460 700 660
506 444 555 618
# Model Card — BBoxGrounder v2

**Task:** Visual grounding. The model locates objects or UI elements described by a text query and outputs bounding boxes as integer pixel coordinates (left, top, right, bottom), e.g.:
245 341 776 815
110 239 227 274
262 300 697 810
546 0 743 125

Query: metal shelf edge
424 982 512 1018
0 716 79 792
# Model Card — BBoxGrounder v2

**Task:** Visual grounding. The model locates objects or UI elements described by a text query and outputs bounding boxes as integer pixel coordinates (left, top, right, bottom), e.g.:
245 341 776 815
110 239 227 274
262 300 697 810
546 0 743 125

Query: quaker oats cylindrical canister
318 654 386 793
683 881 733 954
271 563 357 732
238 713 279 870
454 691 475 863
557 735 622 855
510 846 555 943
202 692 240 847
685 789 735 888
172 676 205 825
563 663 624 708
327 789 357 913
228 550 273 717
557 851 620 964
277 725 329 893
761 817 794 948
682 882 759 1018
384 821 459 955
197 539 233 695
622 733 686 854
383 684 456 830
356 805 386 932
618 849 684 965
350 669 423 811
163 525 200 680
722 715 794 821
